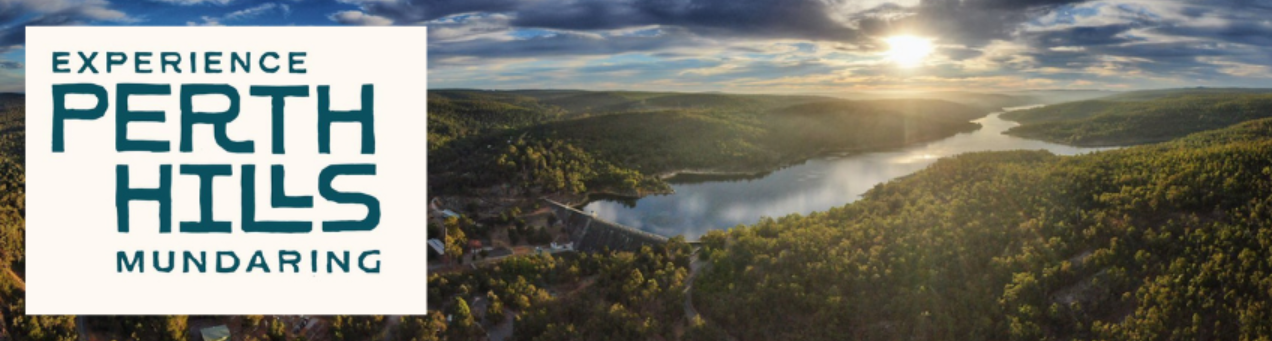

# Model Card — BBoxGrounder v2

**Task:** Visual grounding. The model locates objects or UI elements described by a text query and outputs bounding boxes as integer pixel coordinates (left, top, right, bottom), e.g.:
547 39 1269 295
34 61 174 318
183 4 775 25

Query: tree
447 297 480 340
444 216 467 259
394 314 446 341
330 316 386 341
268 318 287 341
485 291 506 324
164 315 188 341
244 315 265 331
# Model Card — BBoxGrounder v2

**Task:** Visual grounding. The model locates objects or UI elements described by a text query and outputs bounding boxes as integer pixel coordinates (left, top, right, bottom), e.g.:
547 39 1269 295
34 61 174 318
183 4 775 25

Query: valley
7 88 1272 340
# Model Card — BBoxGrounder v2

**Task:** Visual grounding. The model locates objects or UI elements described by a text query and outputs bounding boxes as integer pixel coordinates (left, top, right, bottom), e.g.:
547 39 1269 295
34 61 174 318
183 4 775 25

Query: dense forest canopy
694 116 1272 340
0 99 79 341
1003 90 1272 146
10 88 1272 340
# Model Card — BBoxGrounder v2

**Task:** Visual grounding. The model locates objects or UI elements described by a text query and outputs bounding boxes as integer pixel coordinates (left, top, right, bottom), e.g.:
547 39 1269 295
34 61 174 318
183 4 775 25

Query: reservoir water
582 106 1115 239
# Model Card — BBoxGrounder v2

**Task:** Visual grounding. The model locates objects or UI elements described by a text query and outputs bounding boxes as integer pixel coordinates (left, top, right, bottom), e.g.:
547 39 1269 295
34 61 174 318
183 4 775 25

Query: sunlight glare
884 35 934 68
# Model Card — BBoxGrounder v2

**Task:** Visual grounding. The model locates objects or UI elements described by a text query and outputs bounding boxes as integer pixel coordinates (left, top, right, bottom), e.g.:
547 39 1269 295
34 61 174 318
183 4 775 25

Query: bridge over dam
544 199 670 252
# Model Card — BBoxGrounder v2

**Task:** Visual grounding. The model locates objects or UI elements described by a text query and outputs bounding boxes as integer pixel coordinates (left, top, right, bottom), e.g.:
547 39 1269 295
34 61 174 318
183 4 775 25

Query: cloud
0 61 22 69
430 27 706 63
329 10 393 26
150 0 234 5
224 2 289 21
425 12 515 42
0 0 1265 93
0 0 134 52
187 2 291 26
1005 1 1272 83
336 0 518 24
377 0 1272 90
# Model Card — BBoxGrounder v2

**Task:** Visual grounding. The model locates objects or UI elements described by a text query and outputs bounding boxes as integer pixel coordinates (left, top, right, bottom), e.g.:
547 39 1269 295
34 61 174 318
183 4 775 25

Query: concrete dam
544 199 668 252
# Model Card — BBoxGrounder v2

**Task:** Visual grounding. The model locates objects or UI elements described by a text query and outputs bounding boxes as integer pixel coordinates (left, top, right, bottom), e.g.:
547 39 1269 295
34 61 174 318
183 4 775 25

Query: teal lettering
261 52 280 73
135 52 152 73
279 250 301 273
246 251 270 273
117 251 144 273
318 84 375 154
216 251 240 273
288 52 306 74
153 251 175 272
106 52 127 73
161 52 182 73
51 83 107 152
183 251 206 273
116 164 172 233
249 85 309 154
52 52 70 73
77 51 98 73
241 165 312 233
179 164 233 233
359 250 381 273
319 164 380 232
180 84 252 153
116 83 171 152
327 251 350 273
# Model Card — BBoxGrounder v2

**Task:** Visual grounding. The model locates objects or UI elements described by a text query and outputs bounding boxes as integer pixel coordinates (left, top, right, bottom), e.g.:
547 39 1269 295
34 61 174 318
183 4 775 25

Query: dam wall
544 199 668 252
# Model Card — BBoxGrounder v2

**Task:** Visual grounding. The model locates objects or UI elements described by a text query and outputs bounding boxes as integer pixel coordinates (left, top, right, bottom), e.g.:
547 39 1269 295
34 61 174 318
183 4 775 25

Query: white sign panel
24 27 429 314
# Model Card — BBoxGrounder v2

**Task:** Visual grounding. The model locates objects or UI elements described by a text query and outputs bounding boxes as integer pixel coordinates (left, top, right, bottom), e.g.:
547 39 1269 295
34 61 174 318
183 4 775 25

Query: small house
200 325 231 341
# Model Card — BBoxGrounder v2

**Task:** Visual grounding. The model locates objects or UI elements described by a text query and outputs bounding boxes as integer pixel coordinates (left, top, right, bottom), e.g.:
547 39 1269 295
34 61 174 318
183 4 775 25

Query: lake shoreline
566 116 995 208
583 106 1125 239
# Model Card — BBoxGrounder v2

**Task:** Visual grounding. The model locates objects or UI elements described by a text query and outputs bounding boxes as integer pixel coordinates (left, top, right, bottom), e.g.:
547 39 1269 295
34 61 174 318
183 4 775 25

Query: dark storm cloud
1014 1 1272 80
1026 23 1142 48
1138 0 1272 47
886 0 1091 46
1156 21 1272 47
1022 39 1248 81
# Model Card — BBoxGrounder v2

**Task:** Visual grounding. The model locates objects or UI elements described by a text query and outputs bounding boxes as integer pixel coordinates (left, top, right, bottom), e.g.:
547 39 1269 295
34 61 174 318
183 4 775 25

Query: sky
2 0 1272 94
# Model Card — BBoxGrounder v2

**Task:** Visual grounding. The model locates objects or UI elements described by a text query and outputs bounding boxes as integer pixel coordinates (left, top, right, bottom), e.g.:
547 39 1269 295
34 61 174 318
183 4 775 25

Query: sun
884 35 935 68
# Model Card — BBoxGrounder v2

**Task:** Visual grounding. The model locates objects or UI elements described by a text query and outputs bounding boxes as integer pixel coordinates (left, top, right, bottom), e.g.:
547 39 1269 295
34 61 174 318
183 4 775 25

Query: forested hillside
1002 91 1272 146
693 117 1272 340
428 90 990 205
426 238 696 340
15 88 1272 340
0 100 81 341
1099 87 1272 102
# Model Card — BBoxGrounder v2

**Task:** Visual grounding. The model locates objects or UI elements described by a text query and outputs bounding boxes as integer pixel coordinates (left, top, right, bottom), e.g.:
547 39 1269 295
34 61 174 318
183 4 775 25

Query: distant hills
428 89 993 204
1099 87 1272 102
1003 88 1272 146
0 93 21 110
806 89 1116 109
442 88 1077 113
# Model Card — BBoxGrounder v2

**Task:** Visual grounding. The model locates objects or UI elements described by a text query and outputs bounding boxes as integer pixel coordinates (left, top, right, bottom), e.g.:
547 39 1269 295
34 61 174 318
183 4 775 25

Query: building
200 325 230 341
428 238 446 255
441 209 461 219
